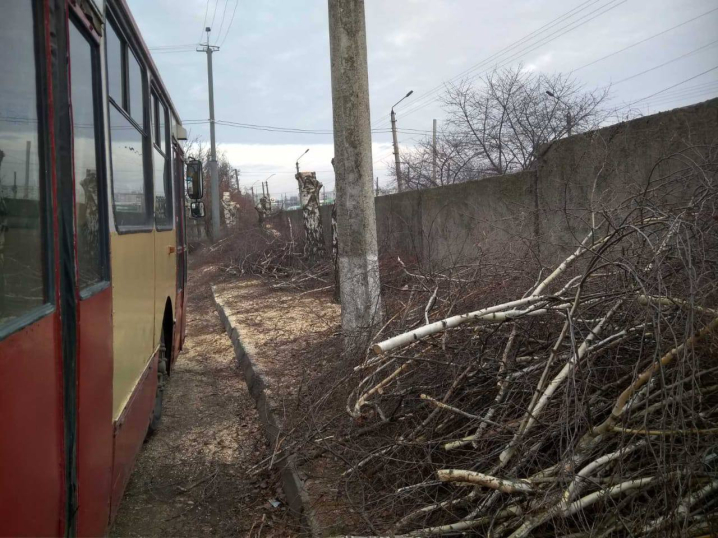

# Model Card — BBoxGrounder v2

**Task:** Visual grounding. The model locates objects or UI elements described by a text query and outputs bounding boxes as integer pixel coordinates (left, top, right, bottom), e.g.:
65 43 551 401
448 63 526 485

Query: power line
373 0 607 128
209 0 221 32
375 0 627 128
214 0 231 45
630 84 718 108
618 64 718 110
572 5 718 73
378 2 715 130
148 43 198 50
218 0 240 47
609 39 718 86
148 48 197 54
183 118 432 135
197 0 211 44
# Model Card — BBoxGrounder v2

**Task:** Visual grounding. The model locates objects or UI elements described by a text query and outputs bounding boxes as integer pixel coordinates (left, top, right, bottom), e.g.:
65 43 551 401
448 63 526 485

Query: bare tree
445 66 610 175
390 132 488 190
391 67 611 190
183 134 254 235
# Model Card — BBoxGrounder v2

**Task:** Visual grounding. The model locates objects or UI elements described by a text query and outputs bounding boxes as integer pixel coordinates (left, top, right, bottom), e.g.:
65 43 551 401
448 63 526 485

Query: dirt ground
110 265 298 538
212 279 358 535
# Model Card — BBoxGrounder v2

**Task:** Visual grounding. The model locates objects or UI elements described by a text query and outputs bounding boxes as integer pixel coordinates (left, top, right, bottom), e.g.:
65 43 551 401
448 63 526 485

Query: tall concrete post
24 140 31 199
391 108 402 192
206 48 220 241
328 0 383 349
198 29 220 241
432 119 437 184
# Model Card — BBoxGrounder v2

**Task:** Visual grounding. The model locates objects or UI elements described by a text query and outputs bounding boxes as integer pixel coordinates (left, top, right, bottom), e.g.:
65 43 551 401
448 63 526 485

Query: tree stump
295 171 325 262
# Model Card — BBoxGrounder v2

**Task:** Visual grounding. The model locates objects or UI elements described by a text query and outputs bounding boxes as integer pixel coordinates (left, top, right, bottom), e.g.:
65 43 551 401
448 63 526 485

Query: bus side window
153 94 172 230
106 19 149 229
69 20 107 291
0 3 50 330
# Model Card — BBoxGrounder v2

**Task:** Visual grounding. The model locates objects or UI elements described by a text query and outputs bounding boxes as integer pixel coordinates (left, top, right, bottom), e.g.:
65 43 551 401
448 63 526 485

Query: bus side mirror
186 160 203 200
190 201 206 218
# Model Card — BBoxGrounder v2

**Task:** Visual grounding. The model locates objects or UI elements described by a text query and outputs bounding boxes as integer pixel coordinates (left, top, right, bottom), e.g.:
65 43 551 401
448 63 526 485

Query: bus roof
111 0 184 128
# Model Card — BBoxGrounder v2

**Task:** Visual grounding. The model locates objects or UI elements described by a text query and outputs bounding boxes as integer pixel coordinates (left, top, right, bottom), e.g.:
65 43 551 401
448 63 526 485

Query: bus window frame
0 0 56 342
105 10 152 235
151 87 173 232
68 9 111 300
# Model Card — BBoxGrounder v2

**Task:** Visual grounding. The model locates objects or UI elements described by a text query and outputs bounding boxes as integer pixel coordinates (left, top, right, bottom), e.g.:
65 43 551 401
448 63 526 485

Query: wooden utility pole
328 0 383 348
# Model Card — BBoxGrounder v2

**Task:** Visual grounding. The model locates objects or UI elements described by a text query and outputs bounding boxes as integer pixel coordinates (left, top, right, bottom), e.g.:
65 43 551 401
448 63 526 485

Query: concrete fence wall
276 98 718 267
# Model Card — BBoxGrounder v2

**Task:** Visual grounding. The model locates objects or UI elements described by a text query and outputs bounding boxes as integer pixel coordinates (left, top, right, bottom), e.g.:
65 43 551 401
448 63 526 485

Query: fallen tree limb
437 469 534 493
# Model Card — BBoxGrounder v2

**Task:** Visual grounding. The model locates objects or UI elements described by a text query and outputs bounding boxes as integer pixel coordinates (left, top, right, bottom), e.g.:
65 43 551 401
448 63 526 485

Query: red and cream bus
0 0 203 535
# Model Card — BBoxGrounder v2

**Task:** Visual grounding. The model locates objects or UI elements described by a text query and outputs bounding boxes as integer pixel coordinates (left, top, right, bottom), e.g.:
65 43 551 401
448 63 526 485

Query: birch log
372 295 555 354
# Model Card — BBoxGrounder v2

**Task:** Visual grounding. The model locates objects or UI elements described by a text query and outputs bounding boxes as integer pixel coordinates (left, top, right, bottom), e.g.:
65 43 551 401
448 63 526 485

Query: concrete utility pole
233 169 240 191
295 148 310 201
390 90 413 192
197 28 220 241
432 119 437 184
328 0 383 349
24 140 31 199
546 90 573 137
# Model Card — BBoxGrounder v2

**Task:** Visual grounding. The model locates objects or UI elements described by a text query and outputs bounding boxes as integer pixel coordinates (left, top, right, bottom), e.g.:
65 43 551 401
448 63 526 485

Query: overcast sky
126 0 718 199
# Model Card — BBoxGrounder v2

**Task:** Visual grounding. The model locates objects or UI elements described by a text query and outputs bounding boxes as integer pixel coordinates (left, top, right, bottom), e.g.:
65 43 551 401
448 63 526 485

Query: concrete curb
212 286 322 537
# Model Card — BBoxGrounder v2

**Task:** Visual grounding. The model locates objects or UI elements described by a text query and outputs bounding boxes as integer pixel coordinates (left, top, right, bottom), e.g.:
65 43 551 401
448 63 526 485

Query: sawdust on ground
212 279 341 404
213 279 359 535
110 265 298 538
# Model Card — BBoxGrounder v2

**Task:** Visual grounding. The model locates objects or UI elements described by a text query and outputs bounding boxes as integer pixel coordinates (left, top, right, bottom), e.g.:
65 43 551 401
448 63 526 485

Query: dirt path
110 266 297 537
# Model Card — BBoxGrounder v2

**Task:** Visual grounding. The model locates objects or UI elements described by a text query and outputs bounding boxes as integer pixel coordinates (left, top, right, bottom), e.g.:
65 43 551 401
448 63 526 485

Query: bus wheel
148 331 169 436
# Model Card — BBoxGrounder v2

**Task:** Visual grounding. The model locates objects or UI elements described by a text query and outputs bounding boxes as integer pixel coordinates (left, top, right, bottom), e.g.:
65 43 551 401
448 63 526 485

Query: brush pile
325 151 718 537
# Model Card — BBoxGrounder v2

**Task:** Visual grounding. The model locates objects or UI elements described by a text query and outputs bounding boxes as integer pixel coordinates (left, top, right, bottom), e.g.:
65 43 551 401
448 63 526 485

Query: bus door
67 8 114 537
173 143 187 356
0 3 68 536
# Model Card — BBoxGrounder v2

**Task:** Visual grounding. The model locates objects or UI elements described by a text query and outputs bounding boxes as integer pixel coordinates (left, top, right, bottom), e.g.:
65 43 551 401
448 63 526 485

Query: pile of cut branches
302 149 718 537
197 220 334 293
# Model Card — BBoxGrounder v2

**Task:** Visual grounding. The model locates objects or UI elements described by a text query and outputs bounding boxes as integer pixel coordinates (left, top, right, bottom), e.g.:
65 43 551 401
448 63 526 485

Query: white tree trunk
296 171 325 261
254 195 270 226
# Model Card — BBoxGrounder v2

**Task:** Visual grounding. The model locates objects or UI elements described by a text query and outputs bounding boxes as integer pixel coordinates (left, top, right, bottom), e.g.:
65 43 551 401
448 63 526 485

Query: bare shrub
277 146 718 537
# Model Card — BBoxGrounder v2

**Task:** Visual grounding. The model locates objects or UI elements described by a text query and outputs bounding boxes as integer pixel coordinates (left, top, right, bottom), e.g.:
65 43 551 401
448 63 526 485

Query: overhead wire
181 2 717 174
371 0 607 128
628 83 718 109
376 1 718 129
617 65 718 110
609 39 718 86
197 0 211 44
375 0 628 128
571 5 718 73
218 0 240 47
213 0 231 46
182 118 432 136
209 0 221 32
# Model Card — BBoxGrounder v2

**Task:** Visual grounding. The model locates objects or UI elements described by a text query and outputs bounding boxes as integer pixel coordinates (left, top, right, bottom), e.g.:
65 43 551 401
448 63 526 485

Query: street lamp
249 173 275 205
546 90 573 136
295 148 310 174
391 90 413 192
